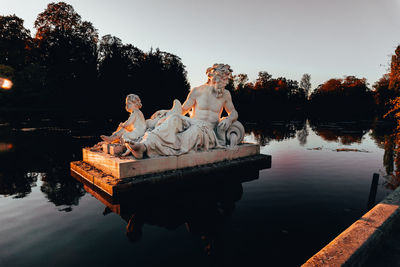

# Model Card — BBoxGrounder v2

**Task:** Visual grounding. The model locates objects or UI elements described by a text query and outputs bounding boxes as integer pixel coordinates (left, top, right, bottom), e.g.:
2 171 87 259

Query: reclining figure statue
101 63 245 159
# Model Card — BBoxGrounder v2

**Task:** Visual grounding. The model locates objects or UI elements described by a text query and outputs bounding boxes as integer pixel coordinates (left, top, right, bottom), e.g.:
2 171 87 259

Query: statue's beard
213 83 225 98
215 88 223 98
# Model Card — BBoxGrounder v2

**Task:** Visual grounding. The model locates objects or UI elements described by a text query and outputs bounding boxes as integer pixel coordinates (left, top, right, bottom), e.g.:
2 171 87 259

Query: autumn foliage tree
309 76 375 118
33 2 99 110
372 45 400 116
389 46 400 92
374 47 400 187
230 71 307 120
0 2 190 118
373 74 394 114
1 1 396 123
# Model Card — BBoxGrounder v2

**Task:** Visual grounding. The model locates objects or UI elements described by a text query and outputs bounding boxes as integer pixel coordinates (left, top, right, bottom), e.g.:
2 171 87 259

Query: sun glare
0 78 13 90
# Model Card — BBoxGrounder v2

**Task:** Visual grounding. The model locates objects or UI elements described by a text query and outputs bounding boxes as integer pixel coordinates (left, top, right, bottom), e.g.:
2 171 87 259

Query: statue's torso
191 85 225 125
127 110 146 132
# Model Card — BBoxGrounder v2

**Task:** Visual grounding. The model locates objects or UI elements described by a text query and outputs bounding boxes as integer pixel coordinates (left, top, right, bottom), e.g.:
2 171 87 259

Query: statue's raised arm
218 89 238 131
181 86 197 116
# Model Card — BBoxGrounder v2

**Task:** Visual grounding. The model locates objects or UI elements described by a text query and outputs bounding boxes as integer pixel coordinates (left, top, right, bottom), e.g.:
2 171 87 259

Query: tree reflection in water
309 119 373 145
246 119 373 147
2 117 400 214
377 136 400 190
40 171 86 212
0 171 39 198
297 122 309 146
246 118 400 192
369 120 400 190
0 126 86 210
245 120 306 146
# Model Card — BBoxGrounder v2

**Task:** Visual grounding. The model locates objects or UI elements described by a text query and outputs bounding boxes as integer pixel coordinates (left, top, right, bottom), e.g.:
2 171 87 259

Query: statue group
100 64 245 159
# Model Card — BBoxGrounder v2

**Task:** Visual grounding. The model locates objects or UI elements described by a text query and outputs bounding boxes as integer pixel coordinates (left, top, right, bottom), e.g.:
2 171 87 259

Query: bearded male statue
126 64 245 159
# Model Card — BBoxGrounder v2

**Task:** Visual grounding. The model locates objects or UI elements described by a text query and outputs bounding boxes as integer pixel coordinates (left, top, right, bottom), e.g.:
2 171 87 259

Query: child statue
101 94 146 144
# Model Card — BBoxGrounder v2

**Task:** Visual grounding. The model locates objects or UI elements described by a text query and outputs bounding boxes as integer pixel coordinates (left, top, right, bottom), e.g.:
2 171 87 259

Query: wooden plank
71 161 121 195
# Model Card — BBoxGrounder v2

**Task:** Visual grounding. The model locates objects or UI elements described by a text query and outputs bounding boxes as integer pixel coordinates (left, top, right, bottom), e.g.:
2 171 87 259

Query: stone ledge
83 143 260 178
302 187 400 267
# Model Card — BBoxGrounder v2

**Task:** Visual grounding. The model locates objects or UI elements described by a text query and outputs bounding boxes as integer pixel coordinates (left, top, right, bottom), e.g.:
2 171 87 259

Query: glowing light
0 78 13 90
0 142 13 152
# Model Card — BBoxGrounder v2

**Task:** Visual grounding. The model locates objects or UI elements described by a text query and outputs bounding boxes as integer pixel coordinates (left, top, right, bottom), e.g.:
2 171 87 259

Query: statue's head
125 94 142 112
206 64 233 97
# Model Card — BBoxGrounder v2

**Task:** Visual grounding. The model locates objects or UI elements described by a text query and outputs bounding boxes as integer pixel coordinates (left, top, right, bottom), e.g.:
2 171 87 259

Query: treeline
0 2 189 120
228 72 376 120
227 72 307 120
1 2 400 122
228 44 400 121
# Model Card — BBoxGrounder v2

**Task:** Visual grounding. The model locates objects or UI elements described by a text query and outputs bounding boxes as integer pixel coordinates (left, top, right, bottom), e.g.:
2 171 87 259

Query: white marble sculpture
101 94 146 144
123 63 245 159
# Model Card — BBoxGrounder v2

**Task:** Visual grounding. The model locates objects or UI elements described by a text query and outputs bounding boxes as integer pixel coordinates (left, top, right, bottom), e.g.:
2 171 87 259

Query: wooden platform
71 152 271 197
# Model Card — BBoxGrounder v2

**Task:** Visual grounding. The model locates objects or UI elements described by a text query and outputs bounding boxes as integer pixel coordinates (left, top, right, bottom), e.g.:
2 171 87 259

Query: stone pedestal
83 143 260 179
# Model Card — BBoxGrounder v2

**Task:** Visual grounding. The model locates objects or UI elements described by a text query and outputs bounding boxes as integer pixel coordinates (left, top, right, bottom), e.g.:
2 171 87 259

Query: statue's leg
121 146 132 157
125 142 146 159
101 128 125 143
167 99 182 115
216 124 227 145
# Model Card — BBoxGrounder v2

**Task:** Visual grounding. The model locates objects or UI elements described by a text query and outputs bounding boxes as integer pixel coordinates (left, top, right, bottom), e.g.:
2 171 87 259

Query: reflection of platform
74 166 253 244
71 143 271 196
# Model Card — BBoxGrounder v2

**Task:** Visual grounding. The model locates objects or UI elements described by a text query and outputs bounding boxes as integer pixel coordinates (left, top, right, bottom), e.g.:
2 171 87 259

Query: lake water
0 118 397 266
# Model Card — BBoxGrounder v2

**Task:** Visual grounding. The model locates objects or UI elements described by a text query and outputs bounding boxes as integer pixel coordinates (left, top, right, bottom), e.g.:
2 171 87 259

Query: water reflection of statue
100 94 146 144
119 180 243 260
126 64 245 159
